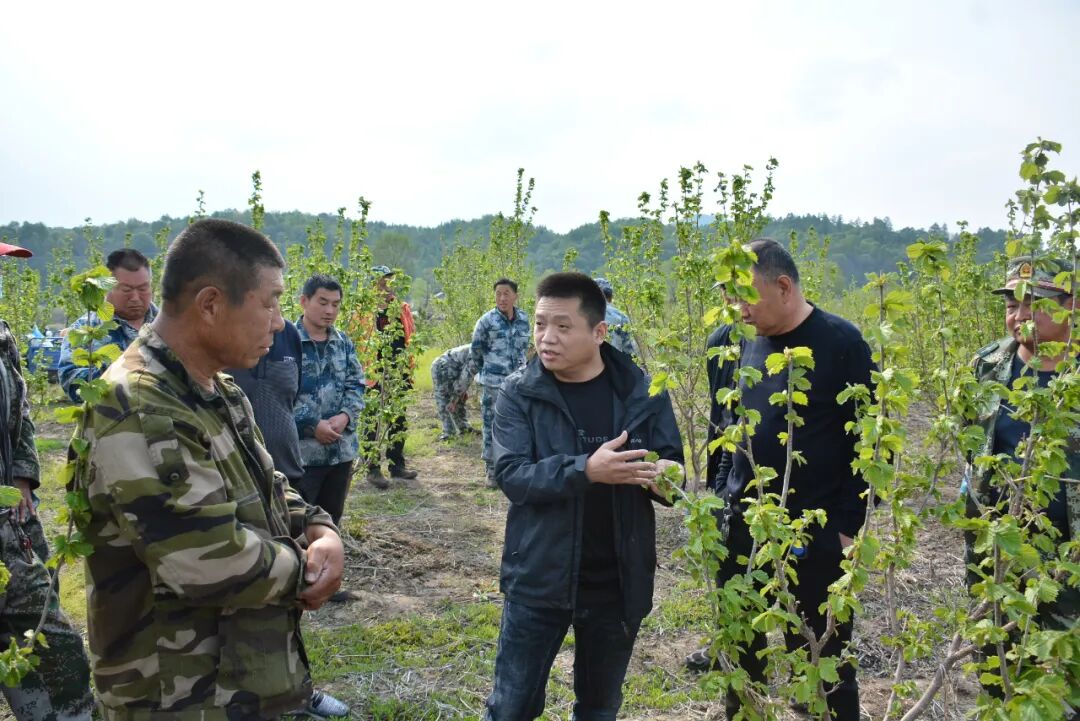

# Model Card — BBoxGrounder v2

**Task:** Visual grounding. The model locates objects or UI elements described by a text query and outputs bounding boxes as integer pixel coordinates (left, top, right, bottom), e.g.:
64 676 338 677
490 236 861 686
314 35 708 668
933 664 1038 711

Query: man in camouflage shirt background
71 219 344 721
470 278 530 487
295 273 369 506
963 254 1080 694
0 240 93 721
593 277 638 360
58 248 157 402
430 344 477 441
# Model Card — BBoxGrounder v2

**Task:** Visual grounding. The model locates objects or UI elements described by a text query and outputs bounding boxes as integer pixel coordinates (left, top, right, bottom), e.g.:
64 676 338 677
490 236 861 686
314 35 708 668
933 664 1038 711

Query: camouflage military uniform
963 336 1080 629
58 304 159 402
470 307 530 469
71 327 337 721
430 345 476 437
0 319 93 721
604 305 638 358
294 321 366 468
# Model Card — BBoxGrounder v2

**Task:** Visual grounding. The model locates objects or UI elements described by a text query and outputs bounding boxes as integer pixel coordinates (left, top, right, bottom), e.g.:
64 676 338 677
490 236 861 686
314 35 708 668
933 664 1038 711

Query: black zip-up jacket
492 343 684 621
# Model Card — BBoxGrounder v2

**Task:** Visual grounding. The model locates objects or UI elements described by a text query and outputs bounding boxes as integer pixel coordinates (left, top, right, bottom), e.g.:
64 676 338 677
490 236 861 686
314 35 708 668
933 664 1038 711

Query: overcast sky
2 0 1077 234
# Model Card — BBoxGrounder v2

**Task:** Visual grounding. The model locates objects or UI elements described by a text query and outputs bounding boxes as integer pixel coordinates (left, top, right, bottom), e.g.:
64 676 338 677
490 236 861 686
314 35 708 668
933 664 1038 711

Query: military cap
370 264 394 278
991 255 1073 298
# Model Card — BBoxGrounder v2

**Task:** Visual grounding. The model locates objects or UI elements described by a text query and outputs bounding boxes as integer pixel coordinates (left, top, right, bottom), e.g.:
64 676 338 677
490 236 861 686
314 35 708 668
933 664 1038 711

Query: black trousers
365 381 408 470
719 514 859 721
295 461 353 525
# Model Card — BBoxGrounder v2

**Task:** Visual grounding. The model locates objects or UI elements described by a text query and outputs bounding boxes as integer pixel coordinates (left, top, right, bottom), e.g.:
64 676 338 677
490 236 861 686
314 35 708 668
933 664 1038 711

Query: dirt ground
300 395 981 720
3 393 983 721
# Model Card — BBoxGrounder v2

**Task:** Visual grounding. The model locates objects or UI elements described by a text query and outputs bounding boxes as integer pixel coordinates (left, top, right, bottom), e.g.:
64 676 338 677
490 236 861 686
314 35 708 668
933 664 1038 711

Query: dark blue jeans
484 600 641 721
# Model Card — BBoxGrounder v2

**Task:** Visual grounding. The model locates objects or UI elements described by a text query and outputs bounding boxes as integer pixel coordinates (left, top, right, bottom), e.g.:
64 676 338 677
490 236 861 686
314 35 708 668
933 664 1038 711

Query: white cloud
1 0 1077 233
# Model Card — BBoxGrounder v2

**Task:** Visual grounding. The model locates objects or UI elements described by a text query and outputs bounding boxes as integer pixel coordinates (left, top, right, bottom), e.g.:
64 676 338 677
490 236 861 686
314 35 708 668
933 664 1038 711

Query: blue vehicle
25 328 62 383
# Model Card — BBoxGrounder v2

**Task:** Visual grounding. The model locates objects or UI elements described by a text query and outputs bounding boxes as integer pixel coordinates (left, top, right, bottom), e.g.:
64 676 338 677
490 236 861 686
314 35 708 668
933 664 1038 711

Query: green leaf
0 486 23 508
1020 161 1039 180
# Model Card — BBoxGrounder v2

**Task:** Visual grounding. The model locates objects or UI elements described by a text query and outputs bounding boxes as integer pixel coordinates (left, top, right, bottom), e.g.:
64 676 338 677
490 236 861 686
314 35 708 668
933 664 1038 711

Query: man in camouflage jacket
593 277 638 359
964 255 1080 635
0 240 93 721
471 279 530 485
430 344 477 440
71 220 343 721
58 248 158 402
294 273 368 505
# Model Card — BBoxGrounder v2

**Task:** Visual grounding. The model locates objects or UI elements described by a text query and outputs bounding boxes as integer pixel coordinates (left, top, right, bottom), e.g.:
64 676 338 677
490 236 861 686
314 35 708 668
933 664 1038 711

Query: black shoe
366 468 390 489
684 646 723 673
389 465 418 480
438 433 453 442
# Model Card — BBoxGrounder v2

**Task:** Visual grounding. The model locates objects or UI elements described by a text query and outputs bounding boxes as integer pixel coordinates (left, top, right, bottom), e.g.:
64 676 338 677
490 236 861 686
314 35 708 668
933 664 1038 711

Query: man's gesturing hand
585 431 658 485
299 525 344 610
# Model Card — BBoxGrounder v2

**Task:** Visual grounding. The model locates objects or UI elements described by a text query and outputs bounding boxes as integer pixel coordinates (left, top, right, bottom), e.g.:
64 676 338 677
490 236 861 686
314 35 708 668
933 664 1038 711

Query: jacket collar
514 343 652 416
296 316 344 344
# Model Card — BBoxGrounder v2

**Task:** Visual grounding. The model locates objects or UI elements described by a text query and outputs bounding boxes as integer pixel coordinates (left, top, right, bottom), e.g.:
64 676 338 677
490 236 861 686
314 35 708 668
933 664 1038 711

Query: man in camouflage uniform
964 255 1080 666
58 248 158 402
71 219 344 721
471 279 530 486
430 344 477 441
295 273 368 503
593 277 638 359
0 240 93 721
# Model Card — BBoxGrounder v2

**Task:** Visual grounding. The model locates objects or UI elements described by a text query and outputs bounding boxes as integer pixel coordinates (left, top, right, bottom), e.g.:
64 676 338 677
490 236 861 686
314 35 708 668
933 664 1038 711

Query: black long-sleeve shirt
725 306 875 538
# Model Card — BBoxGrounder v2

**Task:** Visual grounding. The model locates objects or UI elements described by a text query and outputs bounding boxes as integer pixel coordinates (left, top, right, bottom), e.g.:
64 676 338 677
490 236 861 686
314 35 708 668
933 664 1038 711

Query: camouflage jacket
58 304 159 402
71 327 336 721
294 319 365 467
966 336 1080 541
470 306 530 388
0 320 39 487
433 344 476 398
605 305 638 358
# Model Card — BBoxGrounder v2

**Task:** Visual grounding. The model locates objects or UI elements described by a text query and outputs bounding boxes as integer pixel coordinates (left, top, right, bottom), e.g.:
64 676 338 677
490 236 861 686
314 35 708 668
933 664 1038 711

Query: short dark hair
161 219 284 307
302 273 344 299
535 272 607 327
601 288 613 302
106 248 150 274
749 237 800 285
494 278 518 293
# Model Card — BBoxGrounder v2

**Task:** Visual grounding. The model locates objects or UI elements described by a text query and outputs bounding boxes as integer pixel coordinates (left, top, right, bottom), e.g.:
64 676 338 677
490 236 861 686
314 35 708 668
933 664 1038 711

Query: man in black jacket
483 272 684 721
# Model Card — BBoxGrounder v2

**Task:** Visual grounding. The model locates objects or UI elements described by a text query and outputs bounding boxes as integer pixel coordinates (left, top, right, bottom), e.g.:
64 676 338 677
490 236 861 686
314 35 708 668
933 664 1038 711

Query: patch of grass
621 665 712 712
413 347 443 394
58 562 87 626
403 425 439 459
348 486 424 518
641 579 712 634
308 600 501 679
34 437 67 455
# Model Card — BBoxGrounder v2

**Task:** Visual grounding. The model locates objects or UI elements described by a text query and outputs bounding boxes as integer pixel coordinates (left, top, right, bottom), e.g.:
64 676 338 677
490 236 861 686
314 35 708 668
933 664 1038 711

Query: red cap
0 242 32 258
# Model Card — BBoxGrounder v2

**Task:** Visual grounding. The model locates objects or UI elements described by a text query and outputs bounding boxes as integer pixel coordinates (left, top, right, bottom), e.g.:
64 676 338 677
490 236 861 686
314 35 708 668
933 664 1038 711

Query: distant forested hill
0 210 1008 287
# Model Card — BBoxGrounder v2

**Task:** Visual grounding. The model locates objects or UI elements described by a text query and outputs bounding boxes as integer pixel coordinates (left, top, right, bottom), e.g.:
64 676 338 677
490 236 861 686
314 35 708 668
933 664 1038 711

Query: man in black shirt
712 239 874 721
483 272 684 721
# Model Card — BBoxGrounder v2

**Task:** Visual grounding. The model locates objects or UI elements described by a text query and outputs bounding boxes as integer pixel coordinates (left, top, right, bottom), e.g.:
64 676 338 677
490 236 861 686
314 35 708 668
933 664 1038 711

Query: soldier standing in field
471 278 530 487
593 277 638 359
430 344 477 441
963 255 1080 693
71 219 344 720
0 240 93 721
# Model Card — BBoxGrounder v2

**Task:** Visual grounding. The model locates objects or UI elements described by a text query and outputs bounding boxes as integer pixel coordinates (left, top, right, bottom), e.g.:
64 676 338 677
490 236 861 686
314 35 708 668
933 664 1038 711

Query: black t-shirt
727 307 875 538
991 355 1068 538
554 367 620 605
